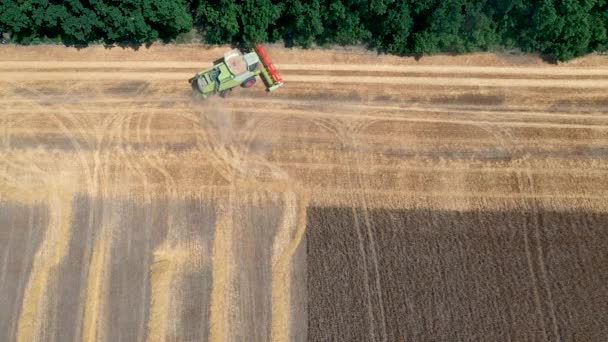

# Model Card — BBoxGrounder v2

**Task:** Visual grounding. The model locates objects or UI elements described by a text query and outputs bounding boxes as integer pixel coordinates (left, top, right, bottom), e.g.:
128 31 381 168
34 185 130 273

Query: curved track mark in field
469 121 556 339
353 130 389 342
13 84 94 192
114 82 161 198
92 109 125 196
1 88 89 342
524 171 561 341
145 113 178 196
270 192 304 342
17 191 72 342
122 113 151 198
193 106 238 181
147 241 204 342
132 81 160 190
194 103 290 182
81 210 116 342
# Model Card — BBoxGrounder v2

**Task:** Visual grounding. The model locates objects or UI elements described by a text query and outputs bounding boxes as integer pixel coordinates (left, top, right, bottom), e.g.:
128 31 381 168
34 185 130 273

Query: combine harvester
189 44 283 98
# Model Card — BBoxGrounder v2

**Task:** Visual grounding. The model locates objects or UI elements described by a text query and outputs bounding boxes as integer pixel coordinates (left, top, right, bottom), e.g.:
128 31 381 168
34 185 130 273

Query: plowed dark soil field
307 208 608 341
1 45 607 341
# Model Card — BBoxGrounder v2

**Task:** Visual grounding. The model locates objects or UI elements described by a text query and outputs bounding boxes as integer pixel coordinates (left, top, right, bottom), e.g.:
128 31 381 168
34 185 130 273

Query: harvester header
255 44 283 89
189 45 284 98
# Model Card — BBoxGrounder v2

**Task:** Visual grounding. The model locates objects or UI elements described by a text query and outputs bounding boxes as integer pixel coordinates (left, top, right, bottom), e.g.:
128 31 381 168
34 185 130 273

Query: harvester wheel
242 77 256 88
219 89 232 98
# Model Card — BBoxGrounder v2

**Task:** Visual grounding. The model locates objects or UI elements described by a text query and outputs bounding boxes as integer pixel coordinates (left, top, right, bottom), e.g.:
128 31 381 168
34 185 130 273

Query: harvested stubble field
0 45 607 342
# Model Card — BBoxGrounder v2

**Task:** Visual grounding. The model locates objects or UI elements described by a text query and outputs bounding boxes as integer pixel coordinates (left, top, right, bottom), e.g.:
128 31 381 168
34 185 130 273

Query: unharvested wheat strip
0 98 194 105
5 150 607 173
230 107 608 125
0 72 192 81
0 61 211 69
275 162 608 175
9 126 608 146
309 192 608 211
279 64 608 76
129 185 608 203
2 61 608 76
286 75 608 88
5 99 608 121
3 154 606 184
6 132 608 159
9 103 607 130
6 108 608 128
209 202 235 342
235 107 608 129
207 96 608 116
227 100 608 120
113 185 608 202
4 96 608 120
306 188 608 200
3 72 608 88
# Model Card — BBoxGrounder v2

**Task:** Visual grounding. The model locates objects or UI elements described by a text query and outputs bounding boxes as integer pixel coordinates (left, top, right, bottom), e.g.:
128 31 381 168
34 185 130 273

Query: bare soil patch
307 207 608 341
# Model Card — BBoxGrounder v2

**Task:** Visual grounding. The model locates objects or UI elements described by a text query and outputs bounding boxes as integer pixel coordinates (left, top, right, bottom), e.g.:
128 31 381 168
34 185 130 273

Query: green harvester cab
189 45 284 98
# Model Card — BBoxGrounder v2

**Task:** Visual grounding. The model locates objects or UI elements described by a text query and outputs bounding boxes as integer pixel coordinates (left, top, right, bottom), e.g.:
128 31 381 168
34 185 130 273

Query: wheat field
1 45 607 341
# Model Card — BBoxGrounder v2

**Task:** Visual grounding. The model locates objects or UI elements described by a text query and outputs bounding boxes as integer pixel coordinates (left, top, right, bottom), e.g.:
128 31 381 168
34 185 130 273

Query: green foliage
367 0 413 54
510 0 607 61
142 0 193 39
0 0 191 45
589 0 608 52
91 0 156 44
195 0 244 43
411 0 497 54
280 0 324 47
0 1 32 39
320 0 371 45
239 0 283 44
194 0 282 45
0 0 607 61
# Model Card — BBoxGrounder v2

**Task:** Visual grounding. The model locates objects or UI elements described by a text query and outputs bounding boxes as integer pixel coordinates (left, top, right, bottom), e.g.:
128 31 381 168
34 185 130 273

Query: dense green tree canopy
410 0 497 54
0 0 192 45
0 0 606 61
278 0 324 47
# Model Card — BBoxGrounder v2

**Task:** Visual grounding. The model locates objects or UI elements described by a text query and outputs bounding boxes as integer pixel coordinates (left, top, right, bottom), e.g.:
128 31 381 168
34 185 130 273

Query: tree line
1 0 606 61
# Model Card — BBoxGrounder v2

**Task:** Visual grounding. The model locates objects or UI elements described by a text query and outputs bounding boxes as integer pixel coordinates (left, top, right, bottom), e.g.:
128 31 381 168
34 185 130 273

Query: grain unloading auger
189 44 284 98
